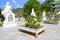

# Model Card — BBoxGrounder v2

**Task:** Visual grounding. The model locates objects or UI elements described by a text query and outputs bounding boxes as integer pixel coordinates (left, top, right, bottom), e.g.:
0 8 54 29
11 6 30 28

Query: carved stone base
3 22 17 28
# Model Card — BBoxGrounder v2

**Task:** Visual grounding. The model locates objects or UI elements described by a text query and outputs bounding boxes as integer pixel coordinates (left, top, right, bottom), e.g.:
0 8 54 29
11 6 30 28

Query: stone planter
19 26 46 38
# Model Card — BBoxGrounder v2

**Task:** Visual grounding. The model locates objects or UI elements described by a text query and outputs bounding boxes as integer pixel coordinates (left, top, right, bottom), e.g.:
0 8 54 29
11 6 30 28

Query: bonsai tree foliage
23 0 41 18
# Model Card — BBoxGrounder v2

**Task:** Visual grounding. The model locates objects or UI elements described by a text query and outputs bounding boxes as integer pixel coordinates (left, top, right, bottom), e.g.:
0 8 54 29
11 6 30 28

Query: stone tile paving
0 21 60 40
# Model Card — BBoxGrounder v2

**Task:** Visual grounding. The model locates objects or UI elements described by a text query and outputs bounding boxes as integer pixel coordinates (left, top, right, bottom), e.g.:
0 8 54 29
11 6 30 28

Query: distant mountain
12 8 22 13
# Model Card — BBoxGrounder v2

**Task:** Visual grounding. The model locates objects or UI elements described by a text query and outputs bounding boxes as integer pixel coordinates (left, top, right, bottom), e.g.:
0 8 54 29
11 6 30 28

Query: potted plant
19 8 46 38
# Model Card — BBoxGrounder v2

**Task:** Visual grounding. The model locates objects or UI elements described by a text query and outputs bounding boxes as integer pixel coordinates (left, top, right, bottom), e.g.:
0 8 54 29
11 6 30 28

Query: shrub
24 15 42 29
44 19 58 24
0 8 5 22
55 14 60 18
0 23 2 27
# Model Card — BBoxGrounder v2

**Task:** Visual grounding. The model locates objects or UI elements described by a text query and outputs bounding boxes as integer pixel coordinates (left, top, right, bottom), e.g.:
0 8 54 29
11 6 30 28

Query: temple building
53 0 60 13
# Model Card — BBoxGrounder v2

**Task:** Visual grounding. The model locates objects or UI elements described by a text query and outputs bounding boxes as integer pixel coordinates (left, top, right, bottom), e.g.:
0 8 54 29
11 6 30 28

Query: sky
0 0 45 8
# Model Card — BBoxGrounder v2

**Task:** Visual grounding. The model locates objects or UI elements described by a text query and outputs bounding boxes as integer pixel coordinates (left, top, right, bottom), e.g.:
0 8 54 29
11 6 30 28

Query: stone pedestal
3 22 17 28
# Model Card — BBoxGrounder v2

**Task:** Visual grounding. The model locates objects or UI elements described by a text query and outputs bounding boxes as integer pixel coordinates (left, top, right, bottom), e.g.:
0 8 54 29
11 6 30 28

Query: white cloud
12 0 21 8
40 0 45 4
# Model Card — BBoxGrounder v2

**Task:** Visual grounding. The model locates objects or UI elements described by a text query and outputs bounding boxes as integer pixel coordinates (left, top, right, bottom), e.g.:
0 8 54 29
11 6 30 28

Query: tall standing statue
31 8 36 17
31 8 37 21
2 2 17 28
42 11 47 20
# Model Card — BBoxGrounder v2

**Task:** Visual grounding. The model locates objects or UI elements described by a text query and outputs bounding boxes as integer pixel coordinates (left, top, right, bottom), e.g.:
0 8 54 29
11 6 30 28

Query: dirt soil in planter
20 25 44 30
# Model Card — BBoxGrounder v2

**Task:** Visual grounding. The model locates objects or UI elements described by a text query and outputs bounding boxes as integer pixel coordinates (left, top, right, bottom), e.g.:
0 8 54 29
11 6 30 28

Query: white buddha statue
31 8 37 21
2 2 12 17
42 11 46 20
5 2 11 10
31 8 36 17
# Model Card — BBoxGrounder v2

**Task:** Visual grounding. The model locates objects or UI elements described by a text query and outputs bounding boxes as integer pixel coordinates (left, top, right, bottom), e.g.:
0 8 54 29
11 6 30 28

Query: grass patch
0 23 2 27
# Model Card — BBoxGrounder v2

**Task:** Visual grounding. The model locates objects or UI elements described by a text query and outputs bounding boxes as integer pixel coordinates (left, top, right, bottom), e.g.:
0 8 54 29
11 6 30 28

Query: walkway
0 21 60 40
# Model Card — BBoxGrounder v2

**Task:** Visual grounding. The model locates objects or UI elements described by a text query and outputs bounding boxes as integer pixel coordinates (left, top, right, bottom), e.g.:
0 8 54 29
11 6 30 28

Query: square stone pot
18 26 46 38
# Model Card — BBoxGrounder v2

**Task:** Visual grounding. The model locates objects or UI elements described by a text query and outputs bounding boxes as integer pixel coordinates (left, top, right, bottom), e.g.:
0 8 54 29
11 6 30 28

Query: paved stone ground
0 21 60 40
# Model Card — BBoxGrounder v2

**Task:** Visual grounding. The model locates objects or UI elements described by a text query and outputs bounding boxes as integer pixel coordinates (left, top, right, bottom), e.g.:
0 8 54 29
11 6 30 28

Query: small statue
31 8 36 17
42 11 46 20
2 2 12 17
5 2 11 10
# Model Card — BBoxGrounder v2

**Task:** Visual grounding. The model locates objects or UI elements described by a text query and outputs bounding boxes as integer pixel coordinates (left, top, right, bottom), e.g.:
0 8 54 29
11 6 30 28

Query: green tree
23 0 41 18
0 8 5 22
41 0 54 12
41 0 55 20
0 8 1 13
